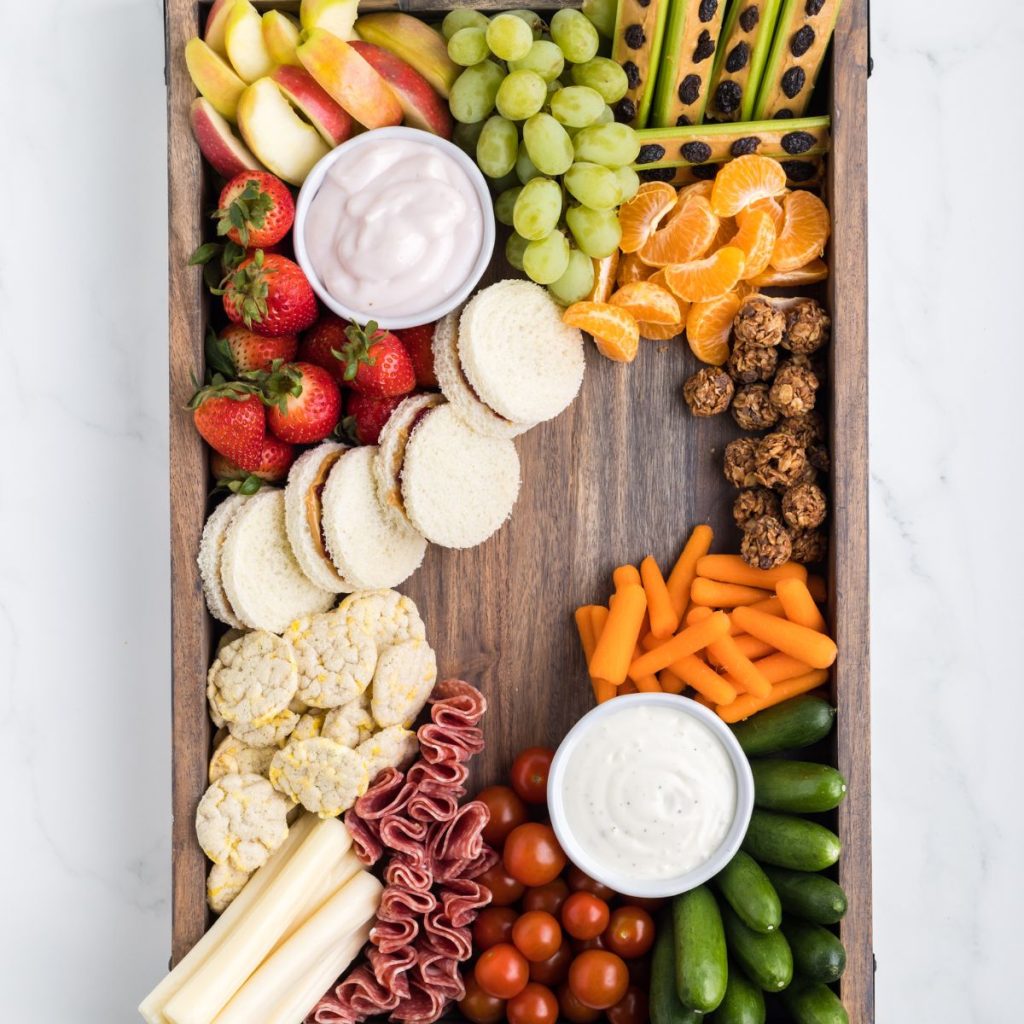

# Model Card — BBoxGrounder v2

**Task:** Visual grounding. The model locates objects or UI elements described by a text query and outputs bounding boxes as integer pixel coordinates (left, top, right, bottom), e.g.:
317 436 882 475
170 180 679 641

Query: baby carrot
666 524 714 617
575 606 616 703
689 602 783 636
672 655 738 705
777 578 827 633
658 667 687 695
691 578 773 608
613 564 642 590
631 644 662 693
693 693 716 710
732 634 776 660
808 574 827 602
749 652 813 684
628 611 731 679
620 679 639 695
706 634 772 698
716 670 829 723
731 606 838 669
696 554 808 589
640 556 679 639
589 584 648 684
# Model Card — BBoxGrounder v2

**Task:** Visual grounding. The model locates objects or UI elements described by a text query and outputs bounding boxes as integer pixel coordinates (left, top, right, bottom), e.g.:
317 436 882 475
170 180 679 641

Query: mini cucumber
780 978 849 1024
750 759 848 813
672 886 728 1013
711 961 765 1024
782 918 847 983
761 866 848 925
742 811 841 872
720 904 792 993
651 922 705 1024
712 852 782 934
729 696 835 756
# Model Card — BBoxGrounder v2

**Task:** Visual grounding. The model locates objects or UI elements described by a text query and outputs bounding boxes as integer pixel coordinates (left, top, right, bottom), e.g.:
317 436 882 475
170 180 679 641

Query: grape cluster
444 8 640 305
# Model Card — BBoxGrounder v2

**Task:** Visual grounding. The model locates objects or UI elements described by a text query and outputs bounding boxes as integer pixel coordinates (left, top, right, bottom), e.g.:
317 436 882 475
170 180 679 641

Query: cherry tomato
565 866 617 902
603 906 655 959
503 823 567 887
529 939 573 986
606 985 649 1024
522 878 570 916
567 950 629 1010
477 785 529 848
561 891 610 941
557 983 602 1024
510 747 554 804
475 943 530 1000
476 863 526 907
473 906 518 951
458 974 506 1024
505 982 559 1024
572 934 608 955
512 910 562 963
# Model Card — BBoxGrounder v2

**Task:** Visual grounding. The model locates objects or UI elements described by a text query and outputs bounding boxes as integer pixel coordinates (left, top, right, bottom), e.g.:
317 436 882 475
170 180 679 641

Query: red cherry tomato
606 985 649 1024
561 891 611 941
505 982 559 1024
511 911 562 963
567 950 629 1010
565 866 617 902
477 785 529 848
522 879 570 916
510 747 554 804
529 939 573 986
503 823 567 887
458 974 506 1024
572 934 608 955
475 943 530 1000
557 983 602 1024
473 906 518 951
603 906 655 959
476 863 526 907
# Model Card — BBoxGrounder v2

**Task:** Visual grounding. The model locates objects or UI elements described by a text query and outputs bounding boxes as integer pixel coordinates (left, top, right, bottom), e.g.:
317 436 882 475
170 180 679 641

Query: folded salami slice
384 854 434 894
343 810 383 866
420 908 473 961
439 878 491 928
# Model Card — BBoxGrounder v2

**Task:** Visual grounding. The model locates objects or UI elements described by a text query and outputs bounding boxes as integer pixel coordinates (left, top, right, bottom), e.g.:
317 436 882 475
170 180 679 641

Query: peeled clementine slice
710 155 787 218
685 290 743 365
639 319 686 340
639 196 720 267
673 180 714 212
737 194 785 233
616 250 653 287
609 281 681 325
748 258 829 287
588 252 620 303
562 301 640 363
729 210 777 280
618 181 678 253
771 190 831 271
664 246 746 303
709 214 738 253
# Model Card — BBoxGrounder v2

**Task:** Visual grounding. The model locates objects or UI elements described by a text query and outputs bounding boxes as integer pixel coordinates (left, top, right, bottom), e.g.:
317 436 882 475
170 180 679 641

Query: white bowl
293 126 495 330
547 693 754 899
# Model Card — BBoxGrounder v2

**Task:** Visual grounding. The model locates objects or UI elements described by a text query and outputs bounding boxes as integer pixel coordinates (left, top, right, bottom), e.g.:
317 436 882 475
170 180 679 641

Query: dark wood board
165 0 872 1015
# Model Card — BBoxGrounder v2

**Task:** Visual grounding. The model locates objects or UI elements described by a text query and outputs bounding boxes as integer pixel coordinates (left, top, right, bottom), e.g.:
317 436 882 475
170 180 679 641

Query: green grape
550 85 606 128
486 13 534 61
506 232 529 271
508 40 565 83
515 145 543 184
452 118 486 157
550 9 599 63
524 229 571 285
547 78 562 100
570 58 628 103
614 165 640 203
495 69 547 121
548 248 596 305
494 186 523 226
442 8 489 41
488 169 520 193
581 0 617 39
449 61 506 124
513 176 562 240
447 27 490 67
594 104 615 125
476 115 519 178
509 9 545 39
564 161 621 210
572 122 641 166
566 204 622 258
522 113 574 176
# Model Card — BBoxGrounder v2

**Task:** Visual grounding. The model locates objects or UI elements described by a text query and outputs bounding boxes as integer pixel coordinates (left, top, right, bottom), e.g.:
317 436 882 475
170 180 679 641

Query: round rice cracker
209 734 276 784
291 711 326 742
207 861 252 914
270 737 369 818
207 630 298 727
195 772 291 872
371 640 438 728
322 695 375 749
228 708 300 747
198 494 249 629
284 610 377 710
336 589 426 651
356 725 419 779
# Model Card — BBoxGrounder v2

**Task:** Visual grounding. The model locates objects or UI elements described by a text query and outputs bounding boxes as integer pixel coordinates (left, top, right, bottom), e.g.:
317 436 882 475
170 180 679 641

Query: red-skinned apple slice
353 12 459 98
299 0 359 40
262 10 302 66
271 65 353 147
204 0 233 56
224 0 274 83
349 41 453 138
296 29 402 130
185 37 246 120
190 97 264 178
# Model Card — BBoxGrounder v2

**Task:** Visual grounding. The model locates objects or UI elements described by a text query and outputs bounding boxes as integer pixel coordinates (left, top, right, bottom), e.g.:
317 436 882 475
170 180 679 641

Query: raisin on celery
739 5 760 31
791 25 815 57
781 66 806 97
731 136 761 156
679 74 702 104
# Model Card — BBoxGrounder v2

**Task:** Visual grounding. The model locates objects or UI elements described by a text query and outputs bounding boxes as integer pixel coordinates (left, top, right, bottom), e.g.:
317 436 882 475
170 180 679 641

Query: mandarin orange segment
639 195 720 267
609 281 682 325
664 246 746 303
710 155 788 218
748 258 829 287
737 194 785 233
638 319 686 341
771 190 831 271
588 252 620 303
616 250 654 288
729 209 777 280
685 290 743 365
617 181 678 253
673 180 714 211
709 214 738 253
562 301 640 363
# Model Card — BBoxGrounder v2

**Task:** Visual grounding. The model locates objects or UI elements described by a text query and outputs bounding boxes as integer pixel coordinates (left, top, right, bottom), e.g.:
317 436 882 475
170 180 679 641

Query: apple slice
349 41 452 139
353 13 459 98
190 97 264 178
299 0 359 41
236 78 330 186
204 0 233 56
262 10 301 67
185 36 246 120
297 29 402 130
224 0 274 83
271 66 353 147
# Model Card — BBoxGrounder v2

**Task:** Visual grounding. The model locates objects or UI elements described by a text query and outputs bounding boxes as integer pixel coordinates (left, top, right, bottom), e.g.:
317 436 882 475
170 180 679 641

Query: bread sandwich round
198 493 249 628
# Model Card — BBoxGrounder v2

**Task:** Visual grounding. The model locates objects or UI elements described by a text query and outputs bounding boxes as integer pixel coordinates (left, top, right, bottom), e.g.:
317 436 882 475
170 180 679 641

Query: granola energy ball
741 516 793 570
724 438 761 488
733 488 782 530
807 442 831 472
770 359 820 417
780 411 825 448
731 384 780 431
782 482 828 530
783 299 831 354
733 297 786 347
728 338 779 383
790 527 828 564
684 366 735 416
755 431 809 490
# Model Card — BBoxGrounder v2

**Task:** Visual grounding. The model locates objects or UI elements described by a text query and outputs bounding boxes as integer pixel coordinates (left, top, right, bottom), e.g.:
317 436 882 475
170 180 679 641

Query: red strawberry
343 392 405 445
216 171 295 249
189 379 266 471
206 324 297 376
336 321 416 398
221 251 318 337
210 434 295 490
298 314 350 383
395 323 438 389
259 361 342 444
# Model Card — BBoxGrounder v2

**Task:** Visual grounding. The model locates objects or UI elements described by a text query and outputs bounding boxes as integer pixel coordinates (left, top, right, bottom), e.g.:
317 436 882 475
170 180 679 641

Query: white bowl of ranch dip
294 126 494 330
547 693 753 898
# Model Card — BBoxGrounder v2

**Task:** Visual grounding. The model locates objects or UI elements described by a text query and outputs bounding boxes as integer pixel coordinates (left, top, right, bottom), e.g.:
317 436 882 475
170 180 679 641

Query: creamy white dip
560 704 737 880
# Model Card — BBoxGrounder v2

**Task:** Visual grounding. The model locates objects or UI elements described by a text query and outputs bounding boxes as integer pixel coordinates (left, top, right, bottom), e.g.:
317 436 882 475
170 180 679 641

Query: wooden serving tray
164 1 871 1018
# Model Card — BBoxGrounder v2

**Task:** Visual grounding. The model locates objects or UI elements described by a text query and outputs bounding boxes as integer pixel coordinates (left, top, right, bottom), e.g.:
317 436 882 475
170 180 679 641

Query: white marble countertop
1 0 1020 1019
